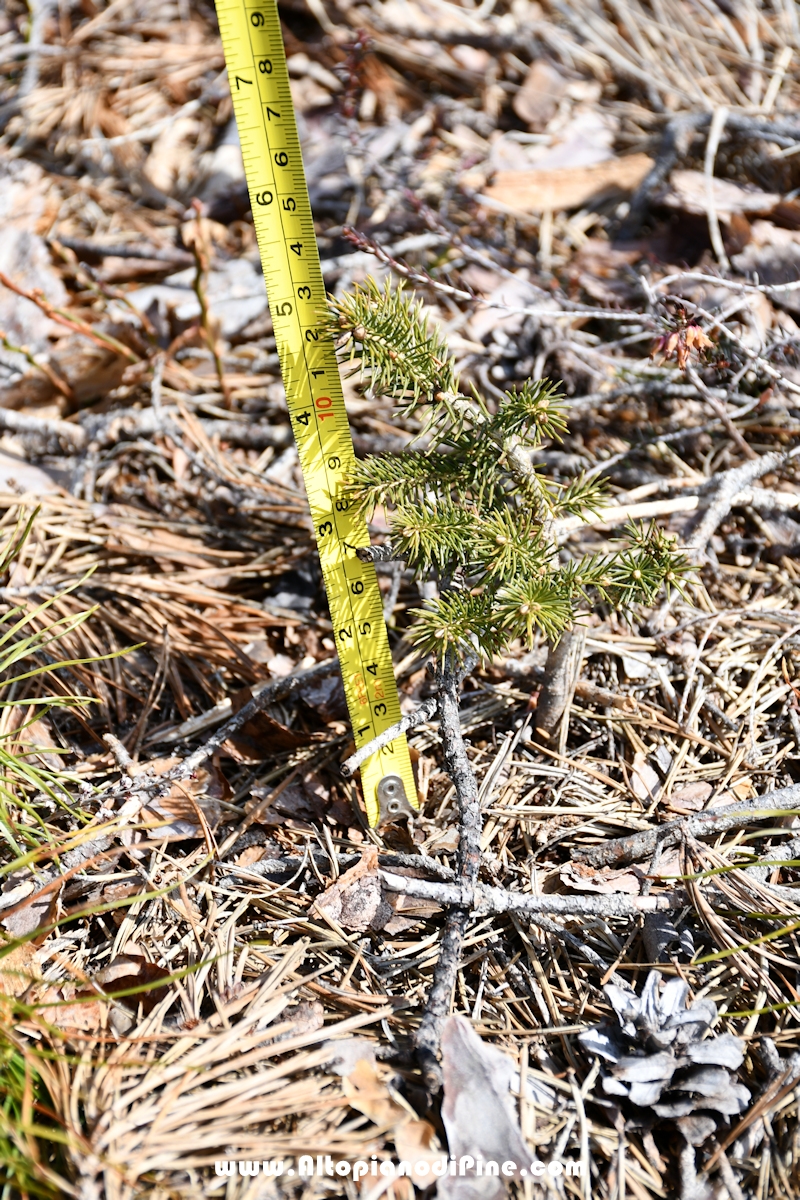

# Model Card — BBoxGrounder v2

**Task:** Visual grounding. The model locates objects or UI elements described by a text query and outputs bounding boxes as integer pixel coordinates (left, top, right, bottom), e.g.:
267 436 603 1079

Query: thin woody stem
576 780 800 869
446 393 544 495
380 871 685 917
534 624 586 742
356 543 404 563
413 652 479 1090
0 270 139 362
169 658 338 781
340 697 437 779
684 449 795 561
188 207 232 407
0 329 77 405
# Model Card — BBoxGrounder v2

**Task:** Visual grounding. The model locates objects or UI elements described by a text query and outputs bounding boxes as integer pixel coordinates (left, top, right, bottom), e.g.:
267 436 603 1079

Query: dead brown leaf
36 986 106 1034
630 750 661 803
341 1055 444 1180
89 953 172 1013
247 773 330 828
661 170 781 219
0 869 58 940
394 1117 448 1177
2 324 142 411
731 221 800 313
0 452 61 494
222 684 312 761
0 940 39 1005
277 1000 325 1039
2 709 63 771
512 60 566 130
440 1015 534 1197
482 153 653 214
559 861 641 894
136 756 228 839
314 846 391 932
665 782 714 814
343 1056 409 1127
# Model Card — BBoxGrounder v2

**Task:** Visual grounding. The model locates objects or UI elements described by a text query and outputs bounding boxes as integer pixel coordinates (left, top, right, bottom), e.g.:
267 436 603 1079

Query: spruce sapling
329 277 689 666
328 277 690 1083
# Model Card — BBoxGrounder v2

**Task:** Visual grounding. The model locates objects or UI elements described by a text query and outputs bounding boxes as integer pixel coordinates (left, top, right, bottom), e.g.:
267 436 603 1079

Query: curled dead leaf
0 868 58 941
222 685 312 761
339 1053 444 1184
665 782 713 814
343 1056 410 1127
36 986 107 1034
90 953 172 1013
661 170 781 219
324 1037 376 1076
560 861 640 895
482 153 653 215
247 774 330 828
314 846 391 932
630 750 661 803
512 60 566 131
277 1000 325 1040
0 940 40 1009
440 1016 534 1198
4 709 63 771
135 755 228 839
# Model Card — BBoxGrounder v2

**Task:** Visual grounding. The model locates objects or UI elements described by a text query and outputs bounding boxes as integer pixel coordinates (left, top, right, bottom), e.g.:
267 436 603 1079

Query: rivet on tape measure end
376 774 417 825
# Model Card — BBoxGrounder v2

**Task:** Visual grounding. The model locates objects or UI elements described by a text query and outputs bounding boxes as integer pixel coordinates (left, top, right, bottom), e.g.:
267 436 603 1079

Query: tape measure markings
215 0 417 825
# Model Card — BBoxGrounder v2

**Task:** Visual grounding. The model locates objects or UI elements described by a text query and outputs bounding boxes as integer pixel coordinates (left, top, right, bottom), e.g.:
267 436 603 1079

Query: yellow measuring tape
215 0 417 827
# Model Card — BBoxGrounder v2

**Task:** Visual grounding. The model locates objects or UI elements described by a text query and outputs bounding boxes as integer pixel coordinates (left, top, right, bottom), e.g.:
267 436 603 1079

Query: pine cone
579 970 750 1121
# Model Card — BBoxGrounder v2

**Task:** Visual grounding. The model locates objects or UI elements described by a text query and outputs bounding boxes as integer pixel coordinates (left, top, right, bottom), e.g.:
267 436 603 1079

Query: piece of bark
534 625 586 742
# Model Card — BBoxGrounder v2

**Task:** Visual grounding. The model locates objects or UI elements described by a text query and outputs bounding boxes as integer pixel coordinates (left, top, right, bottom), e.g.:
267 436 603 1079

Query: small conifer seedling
329 278 689 668
328 276 690 1082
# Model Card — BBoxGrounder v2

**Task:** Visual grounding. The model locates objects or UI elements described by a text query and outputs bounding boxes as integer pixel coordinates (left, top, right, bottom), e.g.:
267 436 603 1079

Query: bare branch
575 781 800 870
534 625 586 742
0 405 86 448
685 450 796 560
414 654 480 1090
356 543 405 564
340 697 437 779
168 658 339 782
380 871 685 917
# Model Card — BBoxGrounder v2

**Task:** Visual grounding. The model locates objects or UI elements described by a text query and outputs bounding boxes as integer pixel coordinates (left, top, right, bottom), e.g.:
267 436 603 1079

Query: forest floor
2 0 800 1197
